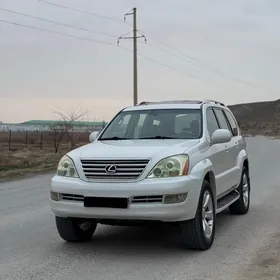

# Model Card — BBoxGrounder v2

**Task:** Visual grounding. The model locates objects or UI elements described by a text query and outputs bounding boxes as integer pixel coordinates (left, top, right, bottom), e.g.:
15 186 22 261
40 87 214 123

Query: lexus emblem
105 164 117 174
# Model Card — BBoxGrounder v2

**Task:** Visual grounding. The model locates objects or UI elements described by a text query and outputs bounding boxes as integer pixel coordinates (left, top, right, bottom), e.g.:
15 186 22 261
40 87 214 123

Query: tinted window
213 109 231 133
206 109 219 137
224 110 238 136
99 109 202 140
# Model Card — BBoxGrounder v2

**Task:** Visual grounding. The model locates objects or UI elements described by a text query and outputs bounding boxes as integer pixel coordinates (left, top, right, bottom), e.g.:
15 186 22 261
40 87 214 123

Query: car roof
123 100 226 112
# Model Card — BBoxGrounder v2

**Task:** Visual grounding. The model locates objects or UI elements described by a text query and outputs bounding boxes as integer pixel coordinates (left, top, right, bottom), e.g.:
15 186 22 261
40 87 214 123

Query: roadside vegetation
0 148 67 180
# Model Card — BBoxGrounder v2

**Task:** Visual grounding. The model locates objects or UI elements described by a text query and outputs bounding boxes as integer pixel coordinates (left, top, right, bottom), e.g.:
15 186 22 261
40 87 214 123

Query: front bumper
50 175 202 222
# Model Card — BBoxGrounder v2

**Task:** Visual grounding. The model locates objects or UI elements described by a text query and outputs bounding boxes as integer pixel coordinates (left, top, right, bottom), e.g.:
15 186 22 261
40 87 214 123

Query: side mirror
89 131 100 143
211 129 232 145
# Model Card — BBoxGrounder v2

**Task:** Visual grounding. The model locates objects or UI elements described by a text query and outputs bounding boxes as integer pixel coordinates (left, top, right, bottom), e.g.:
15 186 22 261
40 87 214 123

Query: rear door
223 109 243 186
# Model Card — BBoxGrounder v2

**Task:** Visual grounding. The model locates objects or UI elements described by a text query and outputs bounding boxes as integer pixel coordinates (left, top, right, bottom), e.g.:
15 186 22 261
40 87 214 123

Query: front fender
188 158 216 212
189 158 214 181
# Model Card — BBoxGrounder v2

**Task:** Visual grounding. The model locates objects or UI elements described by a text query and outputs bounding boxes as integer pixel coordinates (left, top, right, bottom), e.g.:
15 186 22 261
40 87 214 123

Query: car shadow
54 209 242 257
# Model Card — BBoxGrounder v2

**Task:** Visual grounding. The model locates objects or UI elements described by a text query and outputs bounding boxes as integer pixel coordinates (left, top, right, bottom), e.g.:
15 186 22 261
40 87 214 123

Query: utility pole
117 8 146 106
132 8 137 106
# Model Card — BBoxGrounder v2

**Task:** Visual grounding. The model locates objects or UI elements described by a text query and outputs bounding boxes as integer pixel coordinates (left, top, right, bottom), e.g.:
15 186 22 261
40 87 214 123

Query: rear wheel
55 216 97 242
180 180 216 250
229 166 250 215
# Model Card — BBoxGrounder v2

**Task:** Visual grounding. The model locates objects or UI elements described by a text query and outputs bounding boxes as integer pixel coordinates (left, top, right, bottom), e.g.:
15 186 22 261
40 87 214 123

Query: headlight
147 154 189 178
57 155 79 178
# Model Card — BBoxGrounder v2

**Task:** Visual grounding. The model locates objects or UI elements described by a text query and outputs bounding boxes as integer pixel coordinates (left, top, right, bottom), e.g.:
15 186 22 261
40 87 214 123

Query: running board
216 190 240 214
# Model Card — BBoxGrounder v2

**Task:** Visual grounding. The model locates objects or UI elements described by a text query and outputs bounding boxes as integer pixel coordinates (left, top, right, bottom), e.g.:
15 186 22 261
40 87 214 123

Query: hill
228 99 280 124
228 99 280 136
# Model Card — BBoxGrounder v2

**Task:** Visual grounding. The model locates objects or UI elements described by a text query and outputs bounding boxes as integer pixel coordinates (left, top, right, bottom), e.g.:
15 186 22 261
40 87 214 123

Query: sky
0 0 280 123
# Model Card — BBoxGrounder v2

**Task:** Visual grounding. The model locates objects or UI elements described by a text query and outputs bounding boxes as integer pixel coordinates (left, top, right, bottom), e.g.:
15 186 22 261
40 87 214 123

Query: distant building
0 121 9 131
1 120 107 132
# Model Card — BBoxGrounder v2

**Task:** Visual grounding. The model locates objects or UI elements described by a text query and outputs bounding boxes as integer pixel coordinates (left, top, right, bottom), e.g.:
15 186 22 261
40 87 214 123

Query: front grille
131 195 163 204
62 193 84 202
80 159 150 180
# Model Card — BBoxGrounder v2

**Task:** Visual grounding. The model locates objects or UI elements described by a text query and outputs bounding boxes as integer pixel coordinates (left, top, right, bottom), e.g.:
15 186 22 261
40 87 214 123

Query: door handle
225 145 229 152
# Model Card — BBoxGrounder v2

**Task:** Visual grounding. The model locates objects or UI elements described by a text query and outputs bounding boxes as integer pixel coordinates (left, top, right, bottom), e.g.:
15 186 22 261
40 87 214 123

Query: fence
0 130 90 152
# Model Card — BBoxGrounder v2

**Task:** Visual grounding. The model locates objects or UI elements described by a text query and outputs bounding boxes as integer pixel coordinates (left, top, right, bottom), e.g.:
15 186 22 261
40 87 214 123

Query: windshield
99 109 202 140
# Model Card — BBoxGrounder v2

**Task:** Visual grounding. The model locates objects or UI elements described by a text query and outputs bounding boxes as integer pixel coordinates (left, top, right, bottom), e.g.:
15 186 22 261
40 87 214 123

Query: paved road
1 136 280 280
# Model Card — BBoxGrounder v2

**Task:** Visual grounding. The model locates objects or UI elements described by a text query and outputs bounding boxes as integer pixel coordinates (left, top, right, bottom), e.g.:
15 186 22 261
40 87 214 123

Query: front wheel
180 180 216 250
55 216 97 242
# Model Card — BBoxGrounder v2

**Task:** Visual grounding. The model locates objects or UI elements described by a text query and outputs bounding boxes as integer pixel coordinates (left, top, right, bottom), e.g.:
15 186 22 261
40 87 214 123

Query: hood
68 139 199 160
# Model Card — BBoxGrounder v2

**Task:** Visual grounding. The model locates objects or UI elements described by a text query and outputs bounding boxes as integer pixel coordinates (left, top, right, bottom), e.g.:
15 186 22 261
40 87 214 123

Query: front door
206 108 230 197
213 108 237 194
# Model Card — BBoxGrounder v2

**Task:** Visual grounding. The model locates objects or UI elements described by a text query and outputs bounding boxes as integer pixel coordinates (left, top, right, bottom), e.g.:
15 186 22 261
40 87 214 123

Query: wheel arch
189 158 217 210
203 171 217 209
243 158 249 176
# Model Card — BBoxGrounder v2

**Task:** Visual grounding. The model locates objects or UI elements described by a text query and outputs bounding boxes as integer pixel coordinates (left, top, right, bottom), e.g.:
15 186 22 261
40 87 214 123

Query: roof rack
138 100 203 106
137 99 226 107
203 99 226 106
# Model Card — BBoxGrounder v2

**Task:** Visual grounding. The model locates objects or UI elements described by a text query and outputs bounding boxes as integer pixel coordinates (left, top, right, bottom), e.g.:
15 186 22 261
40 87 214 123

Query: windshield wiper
139 136 177 139
99 136 131 141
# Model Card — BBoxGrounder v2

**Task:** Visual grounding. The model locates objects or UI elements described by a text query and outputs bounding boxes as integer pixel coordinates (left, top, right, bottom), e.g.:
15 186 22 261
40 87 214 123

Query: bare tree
51 106 89 153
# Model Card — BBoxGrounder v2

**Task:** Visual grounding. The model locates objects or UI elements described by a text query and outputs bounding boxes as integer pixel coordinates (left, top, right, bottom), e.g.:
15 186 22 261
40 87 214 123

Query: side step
216 190 240 214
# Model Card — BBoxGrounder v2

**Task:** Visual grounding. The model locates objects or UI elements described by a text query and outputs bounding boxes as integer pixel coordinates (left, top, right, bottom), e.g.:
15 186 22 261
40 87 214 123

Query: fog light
51 191 60 201
164 193 188 204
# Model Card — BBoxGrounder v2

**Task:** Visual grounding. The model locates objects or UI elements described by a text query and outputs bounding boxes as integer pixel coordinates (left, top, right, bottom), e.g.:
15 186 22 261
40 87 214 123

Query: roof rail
137 100 226 107
137 100 203 105
137 101 154 105
203 99 226 106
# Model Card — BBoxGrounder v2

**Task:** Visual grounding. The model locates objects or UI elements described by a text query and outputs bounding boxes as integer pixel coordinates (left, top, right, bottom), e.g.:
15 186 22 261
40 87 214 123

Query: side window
213 109 232 134
224 110 239 136
206 109 219 137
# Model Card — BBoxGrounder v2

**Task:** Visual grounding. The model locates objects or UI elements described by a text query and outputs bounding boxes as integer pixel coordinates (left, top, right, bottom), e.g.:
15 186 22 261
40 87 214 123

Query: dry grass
0 147 69 180
0 130 90 180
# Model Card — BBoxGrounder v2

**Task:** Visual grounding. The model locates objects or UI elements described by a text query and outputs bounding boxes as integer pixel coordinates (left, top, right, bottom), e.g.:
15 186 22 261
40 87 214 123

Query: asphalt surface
1 136 280 280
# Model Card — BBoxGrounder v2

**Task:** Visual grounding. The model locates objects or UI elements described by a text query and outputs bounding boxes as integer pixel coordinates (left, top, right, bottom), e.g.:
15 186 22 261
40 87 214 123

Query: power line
137 52 228 89
0 18 251 96
34 0 267 92
0 7 118 38
0 19 118 47
33 0 272 93
36 0 130 25
120 45 250 96
139 30 270 91
138 39 202 68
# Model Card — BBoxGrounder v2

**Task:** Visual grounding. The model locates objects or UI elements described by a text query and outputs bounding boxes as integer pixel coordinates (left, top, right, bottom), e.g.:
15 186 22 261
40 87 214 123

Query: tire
180 180 216 250
55 216 97 242
229 166 250 215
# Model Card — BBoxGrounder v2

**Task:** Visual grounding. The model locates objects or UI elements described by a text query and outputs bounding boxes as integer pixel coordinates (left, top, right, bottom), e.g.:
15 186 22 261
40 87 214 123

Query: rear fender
236 149 248 185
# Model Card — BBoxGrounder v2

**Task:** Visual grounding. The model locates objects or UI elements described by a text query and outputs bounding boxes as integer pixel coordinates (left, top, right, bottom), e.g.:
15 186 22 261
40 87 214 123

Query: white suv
50 100 251 250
